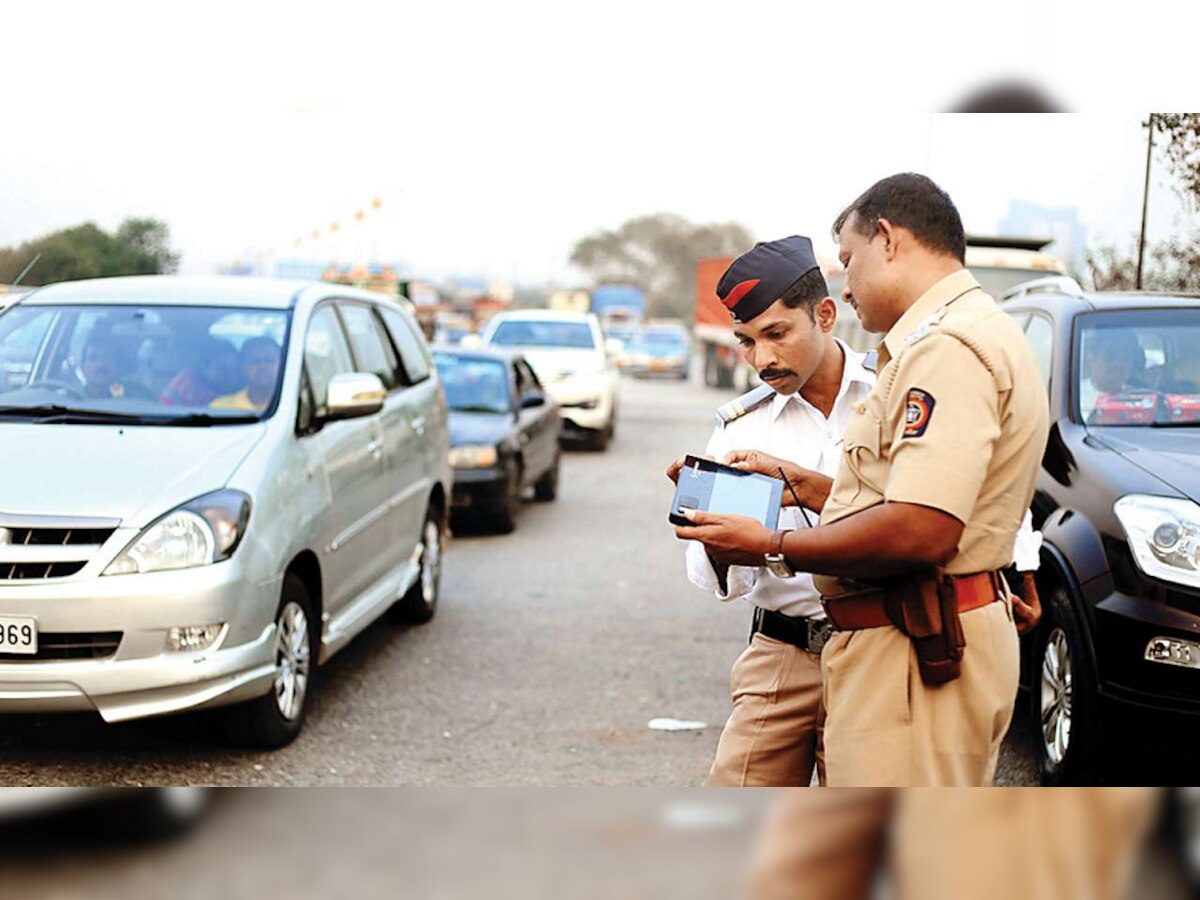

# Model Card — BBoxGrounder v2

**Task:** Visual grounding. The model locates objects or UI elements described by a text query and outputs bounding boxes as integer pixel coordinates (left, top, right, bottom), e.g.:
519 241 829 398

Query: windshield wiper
0 404 148 424
159 412 261 426
1150 419 1200 428
449 404 508 414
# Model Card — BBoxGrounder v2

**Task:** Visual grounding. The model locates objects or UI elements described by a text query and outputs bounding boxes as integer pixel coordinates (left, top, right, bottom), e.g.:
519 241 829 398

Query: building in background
999 200 1087 277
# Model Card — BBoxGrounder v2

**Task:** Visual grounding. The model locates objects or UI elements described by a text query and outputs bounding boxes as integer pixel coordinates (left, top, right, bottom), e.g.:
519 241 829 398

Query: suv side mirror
521 392 546 409
325 372 386 422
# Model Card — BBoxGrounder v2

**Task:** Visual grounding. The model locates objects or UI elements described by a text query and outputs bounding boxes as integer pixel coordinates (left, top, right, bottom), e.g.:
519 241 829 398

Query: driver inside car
1080 330 1146 420
74 336 153 400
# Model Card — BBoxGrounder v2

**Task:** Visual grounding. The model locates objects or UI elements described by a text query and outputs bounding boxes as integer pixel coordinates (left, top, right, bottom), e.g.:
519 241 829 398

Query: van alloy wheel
274 600 311 722
420 518 442 607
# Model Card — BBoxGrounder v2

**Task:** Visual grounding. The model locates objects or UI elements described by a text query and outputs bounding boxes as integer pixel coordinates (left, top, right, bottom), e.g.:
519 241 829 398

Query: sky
2 2 1196 287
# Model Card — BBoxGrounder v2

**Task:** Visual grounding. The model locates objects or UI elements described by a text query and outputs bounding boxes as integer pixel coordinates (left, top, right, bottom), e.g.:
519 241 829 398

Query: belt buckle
807 619 834 654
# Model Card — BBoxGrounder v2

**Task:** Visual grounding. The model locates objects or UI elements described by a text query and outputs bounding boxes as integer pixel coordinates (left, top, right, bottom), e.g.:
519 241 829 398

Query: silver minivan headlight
104 490 251 576
1114 494 1200 589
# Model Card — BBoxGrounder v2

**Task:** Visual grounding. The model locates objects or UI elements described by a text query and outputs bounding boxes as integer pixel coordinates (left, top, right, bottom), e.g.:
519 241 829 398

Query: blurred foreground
0 788 1195 900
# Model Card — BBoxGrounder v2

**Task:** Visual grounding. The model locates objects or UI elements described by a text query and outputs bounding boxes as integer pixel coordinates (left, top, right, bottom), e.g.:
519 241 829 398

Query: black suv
1000 277 1200 784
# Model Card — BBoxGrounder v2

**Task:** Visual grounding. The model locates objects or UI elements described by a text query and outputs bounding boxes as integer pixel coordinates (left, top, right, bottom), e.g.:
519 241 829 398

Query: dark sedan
1001 277 1200 784
433 348 561 532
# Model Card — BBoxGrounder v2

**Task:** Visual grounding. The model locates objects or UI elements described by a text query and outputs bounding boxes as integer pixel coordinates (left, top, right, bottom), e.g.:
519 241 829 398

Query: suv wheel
392 506 443 623
1033 587 1102 784
491 464 522 532
223 573 315 749
533 453 559 501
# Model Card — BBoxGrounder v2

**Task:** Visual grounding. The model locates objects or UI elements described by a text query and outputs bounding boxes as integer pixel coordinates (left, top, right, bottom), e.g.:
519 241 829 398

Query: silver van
0 277 450 747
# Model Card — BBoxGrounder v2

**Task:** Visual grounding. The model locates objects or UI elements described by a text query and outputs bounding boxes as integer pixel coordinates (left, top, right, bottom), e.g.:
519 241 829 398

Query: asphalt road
0 376 1039 786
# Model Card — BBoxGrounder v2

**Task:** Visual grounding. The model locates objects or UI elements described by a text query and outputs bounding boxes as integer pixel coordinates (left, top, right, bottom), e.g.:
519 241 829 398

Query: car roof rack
998 275 1086 304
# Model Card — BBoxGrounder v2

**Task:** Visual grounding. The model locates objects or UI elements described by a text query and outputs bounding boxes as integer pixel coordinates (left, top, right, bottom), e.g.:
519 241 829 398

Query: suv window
339 303 400 390
1024 314 1054 394
304 305 356 417
379 306 431 383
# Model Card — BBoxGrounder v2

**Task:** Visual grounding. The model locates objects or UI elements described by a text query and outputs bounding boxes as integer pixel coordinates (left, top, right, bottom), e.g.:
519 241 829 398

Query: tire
392 505 444 623
490 464 522 533
223 573 316 750
533 453 559 501
1032 587 1103 785
587 421 611 452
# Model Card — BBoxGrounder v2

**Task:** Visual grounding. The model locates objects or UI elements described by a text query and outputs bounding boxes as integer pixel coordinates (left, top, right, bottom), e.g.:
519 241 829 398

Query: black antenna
8 253 41 290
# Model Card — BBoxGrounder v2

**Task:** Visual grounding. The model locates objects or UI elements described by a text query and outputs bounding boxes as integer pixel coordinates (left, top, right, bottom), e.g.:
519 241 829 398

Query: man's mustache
759 368 796 380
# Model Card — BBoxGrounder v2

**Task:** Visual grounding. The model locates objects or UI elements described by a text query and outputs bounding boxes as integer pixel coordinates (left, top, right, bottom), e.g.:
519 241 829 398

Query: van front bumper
0 561 281 722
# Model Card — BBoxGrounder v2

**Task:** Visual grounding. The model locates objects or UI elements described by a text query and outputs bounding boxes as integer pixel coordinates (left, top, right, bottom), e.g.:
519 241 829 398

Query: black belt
751 607 835 655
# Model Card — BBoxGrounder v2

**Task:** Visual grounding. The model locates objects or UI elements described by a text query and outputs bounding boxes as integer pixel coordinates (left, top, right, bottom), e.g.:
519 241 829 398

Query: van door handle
367 439 383 460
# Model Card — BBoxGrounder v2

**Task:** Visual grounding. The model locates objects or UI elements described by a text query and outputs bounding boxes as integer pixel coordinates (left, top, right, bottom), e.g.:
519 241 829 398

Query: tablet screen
709 473 774 520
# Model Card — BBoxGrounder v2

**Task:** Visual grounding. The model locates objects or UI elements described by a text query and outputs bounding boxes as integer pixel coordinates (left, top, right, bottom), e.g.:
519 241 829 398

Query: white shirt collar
769 338 874 422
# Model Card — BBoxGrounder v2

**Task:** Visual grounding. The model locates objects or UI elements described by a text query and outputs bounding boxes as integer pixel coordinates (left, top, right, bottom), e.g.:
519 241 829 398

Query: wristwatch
764 529 795 578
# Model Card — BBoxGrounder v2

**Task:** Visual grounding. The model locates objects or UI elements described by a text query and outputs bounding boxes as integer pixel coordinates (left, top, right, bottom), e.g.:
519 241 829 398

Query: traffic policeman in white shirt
668 235 874 786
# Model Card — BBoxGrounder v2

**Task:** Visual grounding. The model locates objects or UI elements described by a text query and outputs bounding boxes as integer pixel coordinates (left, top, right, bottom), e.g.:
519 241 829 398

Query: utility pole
1136 114 1156 290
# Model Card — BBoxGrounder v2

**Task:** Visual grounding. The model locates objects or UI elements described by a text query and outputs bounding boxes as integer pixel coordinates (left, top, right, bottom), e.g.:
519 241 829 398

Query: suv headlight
104 490 251 576
1114 494 1200 589
448 445 498 469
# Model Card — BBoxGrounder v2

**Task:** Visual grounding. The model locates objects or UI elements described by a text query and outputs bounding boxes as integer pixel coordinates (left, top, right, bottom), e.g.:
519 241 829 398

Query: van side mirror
324 372 386 422
521 392 546 409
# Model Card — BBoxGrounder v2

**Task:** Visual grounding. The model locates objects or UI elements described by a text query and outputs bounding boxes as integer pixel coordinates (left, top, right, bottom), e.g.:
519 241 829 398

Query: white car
481 310 619 450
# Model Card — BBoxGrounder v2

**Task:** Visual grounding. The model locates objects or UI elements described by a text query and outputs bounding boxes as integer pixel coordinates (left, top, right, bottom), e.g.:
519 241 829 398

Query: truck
590 284 646 366
694 257 752 389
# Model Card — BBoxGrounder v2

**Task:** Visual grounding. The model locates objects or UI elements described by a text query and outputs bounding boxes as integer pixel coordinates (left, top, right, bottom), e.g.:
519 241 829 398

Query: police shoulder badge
903 388 935 438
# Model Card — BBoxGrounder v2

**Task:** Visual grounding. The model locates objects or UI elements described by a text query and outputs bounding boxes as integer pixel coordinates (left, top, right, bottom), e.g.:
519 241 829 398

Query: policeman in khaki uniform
670 236 875 787
676 173 1050 786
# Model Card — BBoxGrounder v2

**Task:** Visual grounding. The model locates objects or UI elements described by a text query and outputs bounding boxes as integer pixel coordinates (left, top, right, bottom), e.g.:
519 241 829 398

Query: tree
0 217 179 286
570 213 753 321
1088 234 1200 292
1087 115 1200 292
1153 114 1200 205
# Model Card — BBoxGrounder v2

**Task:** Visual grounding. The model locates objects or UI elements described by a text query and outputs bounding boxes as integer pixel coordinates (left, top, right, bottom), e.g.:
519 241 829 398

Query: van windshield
0 303 290 425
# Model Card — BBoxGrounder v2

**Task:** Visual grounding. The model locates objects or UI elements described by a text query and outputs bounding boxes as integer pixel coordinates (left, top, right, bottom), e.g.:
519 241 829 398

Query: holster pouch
884 568 966 686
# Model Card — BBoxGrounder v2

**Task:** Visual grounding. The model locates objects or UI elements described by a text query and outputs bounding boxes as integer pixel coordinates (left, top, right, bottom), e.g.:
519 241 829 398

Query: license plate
0 616 37 655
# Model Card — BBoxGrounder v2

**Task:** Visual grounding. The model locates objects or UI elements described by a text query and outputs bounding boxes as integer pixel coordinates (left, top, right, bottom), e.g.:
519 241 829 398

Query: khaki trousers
821 598 1019 786
708 632 825 787
747 789 1160 900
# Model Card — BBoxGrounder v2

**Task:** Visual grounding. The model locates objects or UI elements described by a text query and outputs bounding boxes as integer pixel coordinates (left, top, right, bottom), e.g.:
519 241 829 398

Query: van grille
0 517 118 581
3 527 115 547
2 562 88 580
0 631 122 661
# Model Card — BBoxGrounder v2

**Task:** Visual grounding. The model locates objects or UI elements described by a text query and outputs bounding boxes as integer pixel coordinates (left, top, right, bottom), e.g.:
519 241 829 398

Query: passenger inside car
160 336 242 406
210 337 282 412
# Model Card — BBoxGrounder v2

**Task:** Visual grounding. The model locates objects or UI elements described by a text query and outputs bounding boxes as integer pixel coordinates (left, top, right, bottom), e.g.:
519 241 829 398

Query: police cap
716 235 820 323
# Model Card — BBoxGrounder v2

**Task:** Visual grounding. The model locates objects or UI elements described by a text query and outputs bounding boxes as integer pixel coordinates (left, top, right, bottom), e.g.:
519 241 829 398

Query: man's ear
814 296 838 334
876 217 900 261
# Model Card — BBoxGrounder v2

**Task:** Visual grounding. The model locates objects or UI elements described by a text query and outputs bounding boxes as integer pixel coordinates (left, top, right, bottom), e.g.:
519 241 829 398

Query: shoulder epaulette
716 384 775 427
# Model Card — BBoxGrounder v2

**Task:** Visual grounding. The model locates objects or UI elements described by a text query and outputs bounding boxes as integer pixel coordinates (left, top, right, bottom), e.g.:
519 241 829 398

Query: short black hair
778 267 829 320
832 173 966 263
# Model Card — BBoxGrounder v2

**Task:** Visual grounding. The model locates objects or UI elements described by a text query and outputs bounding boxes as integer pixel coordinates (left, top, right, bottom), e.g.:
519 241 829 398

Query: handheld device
669 455 784 529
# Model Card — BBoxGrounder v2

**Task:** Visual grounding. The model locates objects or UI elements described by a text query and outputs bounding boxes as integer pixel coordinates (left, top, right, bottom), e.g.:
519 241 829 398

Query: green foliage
0 217 179 287
570 213 753 321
